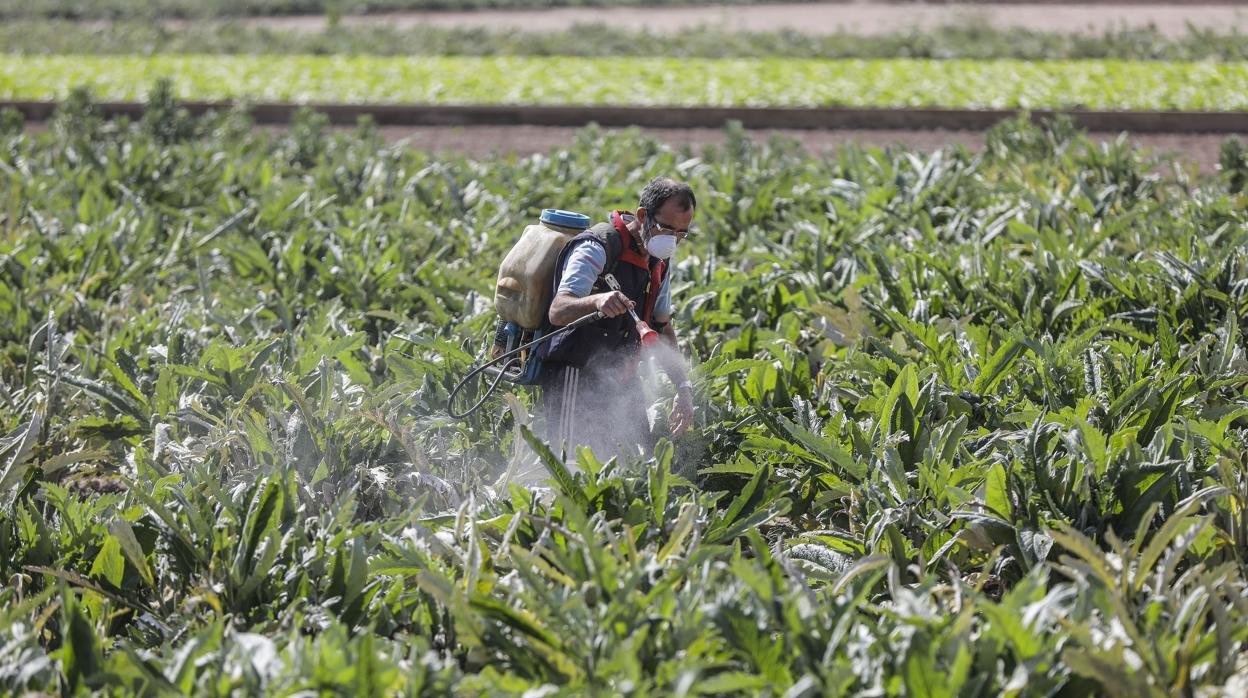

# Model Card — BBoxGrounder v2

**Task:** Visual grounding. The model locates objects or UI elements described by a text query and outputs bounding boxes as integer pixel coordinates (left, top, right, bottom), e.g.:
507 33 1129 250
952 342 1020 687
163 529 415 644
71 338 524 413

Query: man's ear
635 207 649 226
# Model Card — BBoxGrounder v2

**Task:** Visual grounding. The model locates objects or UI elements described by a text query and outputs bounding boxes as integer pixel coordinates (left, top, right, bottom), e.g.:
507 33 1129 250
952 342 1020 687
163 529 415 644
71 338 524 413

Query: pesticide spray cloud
639 340 694 435
498 337 703 490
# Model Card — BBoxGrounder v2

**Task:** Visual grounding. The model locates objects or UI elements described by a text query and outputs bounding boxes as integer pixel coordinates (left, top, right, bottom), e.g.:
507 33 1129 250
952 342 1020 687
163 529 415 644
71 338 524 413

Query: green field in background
3 55 1247 111
3 21 1246 61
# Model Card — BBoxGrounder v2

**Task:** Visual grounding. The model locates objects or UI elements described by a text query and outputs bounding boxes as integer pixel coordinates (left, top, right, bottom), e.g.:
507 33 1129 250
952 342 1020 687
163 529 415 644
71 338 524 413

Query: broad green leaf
109 517 155 588
90 535 125 588
973 337 1026 394
984 462 1010 519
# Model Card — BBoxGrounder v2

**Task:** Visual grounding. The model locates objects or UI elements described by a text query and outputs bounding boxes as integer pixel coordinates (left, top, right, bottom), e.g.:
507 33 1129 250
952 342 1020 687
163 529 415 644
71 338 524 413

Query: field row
3 55 1248 111
4 21 1248 61
7 0 1246 22
2 0 819 20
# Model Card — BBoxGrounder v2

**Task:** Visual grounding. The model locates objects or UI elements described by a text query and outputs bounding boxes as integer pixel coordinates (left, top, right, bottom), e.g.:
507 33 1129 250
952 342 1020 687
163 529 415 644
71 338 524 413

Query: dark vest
538 220 666 368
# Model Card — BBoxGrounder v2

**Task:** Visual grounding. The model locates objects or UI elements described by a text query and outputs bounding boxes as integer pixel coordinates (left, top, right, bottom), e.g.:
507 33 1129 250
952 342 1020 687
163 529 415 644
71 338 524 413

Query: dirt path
368 125 1235 171
28 120 1231 169
235 3 1248 37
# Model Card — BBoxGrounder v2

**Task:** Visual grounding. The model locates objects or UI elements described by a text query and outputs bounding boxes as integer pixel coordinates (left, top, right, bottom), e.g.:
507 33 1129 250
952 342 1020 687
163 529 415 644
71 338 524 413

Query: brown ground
371 124 1235 172
232 3 1248 38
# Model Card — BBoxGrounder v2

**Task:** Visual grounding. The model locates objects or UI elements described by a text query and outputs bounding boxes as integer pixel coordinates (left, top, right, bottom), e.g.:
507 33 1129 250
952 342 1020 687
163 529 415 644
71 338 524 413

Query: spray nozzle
603 273 660 349
636 321 660 347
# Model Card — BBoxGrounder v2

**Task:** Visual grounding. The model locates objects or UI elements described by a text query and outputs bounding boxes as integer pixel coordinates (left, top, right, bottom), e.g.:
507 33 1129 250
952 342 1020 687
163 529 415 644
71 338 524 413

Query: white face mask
645 234 678 260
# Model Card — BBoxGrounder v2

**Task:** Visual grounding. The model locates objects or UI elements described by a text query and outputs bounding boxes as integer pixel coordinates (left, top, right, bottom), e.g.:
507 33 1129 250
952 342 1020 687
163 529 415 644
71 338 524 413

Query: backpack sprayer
447 209 668 419
447 209 593 419
447 268 663 418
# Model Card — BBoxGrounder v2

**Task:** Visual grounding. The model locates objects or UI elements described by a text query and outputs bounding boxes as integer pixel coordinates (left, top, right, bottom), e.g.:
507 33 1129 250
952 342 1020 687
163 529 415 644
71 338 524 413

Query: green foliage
3 55 1248 110
3 20 1247 61
2 97 1248 694
1221 136 1248 194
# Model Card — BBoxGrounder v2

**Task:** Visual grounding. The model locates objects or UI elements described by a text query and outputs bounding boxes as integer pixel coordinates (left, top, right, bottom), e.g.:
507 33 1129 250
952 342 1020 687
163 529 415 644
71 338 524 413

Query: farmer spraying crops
451 177 698 462
538 177 696 462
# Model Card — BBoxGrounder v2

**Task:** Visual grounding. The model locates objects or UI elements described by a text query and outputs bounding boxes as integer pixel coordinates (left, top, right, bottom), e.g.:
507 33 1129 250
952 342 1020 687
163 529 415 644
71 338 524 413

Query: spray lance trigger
602 273 660 348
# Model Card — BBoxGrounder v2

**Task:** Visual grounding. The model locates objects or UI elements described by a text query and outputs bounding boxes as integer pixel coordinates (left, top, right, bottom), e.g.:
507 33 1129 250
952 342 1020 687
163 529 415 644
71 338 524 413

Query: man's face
639 199 695 243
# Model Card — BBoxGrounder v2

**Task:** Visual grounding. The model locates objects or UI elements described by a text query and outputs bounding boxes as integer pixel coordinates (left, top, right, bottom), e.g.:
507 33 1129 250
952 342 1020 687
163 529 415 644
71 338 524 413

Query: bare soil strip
7 102 1246 135
228 3 1248 38
365 125 1233 172
23 120 1236 173
14 100 1241 170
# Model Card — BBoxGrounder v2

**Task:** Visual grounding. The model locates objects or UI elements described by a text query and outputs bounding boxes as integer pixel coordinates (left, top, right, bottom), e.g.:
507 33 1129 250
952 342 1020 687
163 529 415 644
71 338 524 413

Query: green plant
3 55 1247 111
2 97 1247 694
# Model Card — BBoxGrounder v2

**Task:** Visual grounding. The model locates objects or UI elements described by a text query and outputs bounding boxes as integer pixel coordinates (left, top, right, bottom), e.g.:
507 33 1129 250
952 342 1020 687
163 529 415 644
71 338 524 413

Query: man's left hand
670 389 694 435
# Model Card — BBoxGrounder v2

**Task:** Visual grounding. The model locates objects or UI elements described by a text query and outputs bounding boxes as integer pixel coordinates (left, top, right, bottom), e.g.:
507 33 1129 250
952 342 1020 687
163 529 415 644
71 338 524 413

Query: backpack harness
538 211 668 367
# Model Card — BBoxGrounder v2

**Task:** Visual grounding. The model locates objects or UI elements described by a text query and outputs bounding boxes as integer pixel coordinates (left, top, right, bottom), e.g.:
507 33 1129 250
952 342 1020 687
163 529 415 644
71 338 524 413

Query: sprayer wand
602 273 660 348
446 310 603 420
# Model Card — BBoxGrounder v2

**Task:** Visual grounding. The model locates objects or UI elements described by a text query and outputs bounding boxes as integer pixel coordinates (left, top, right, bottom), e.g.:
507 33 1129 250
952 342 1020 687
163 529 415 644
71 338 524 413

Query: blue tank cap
540 208 591 230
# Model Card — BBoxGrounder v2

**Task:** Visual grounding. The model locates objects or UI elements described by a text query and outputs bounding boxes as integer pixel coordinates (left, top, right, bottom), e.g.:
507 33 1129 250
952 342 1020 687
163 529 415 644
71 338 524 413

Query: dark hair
639 177 696 215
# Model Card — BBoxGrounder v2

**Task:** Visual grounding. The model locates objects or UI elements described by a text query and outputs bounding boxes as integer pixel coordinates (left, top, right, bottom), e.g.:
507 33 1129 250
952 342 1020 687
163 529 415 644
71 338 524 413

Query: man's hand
594 290 634 318
670 388 694 435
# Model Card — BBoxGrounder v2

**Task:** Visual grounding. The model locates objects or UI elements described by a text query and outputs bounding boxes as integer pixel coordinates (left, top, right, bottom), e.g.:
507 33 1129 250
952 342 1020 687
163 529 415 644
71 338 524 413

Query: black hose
447 311 603 420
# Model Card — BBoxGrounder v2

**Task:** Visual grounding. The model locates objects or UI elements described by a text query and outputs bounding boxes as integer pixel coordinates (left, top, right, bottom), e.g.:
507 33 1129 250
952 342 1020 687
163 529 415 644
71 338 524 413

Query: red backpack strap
607 210 666 326
610 210 651 271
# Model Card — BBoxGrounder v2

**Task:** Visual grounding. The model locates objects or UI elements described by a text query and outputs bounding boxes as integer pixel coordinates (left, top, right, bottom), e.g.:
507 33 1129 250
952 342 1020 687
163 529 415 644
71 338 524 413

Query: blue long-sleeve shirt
557 239 672 322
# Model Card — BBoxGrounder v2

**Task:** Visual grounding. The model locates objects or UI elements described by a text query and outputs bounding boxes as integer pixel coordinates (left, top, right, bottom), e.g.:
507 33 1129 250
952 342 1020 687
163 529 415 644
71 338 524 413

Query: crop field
3 55 1248 111
3 93 1248 693
4 21 1248 61
0 21 1243 61
0 0 822 20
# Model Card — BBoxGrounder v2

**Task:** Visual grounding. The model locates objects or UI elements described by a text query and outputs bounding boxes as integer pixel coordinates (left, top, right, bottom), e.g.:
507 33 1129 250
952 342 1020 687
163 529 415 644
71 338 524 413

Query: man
538 177 696 463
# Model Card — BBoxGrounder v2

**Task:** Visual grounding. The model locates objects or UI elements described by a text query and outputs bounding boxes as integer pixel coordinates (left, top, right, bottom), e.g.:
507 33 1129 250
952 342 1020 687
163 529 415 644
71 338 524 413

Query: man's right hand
595 291 634 318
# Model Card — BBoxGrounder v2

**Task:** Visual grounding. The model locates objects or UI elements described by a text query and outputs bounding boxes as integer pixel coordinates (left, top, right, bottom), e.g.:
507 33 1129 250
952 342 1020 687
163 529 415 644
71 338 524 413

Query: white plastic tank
495 209 592 330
